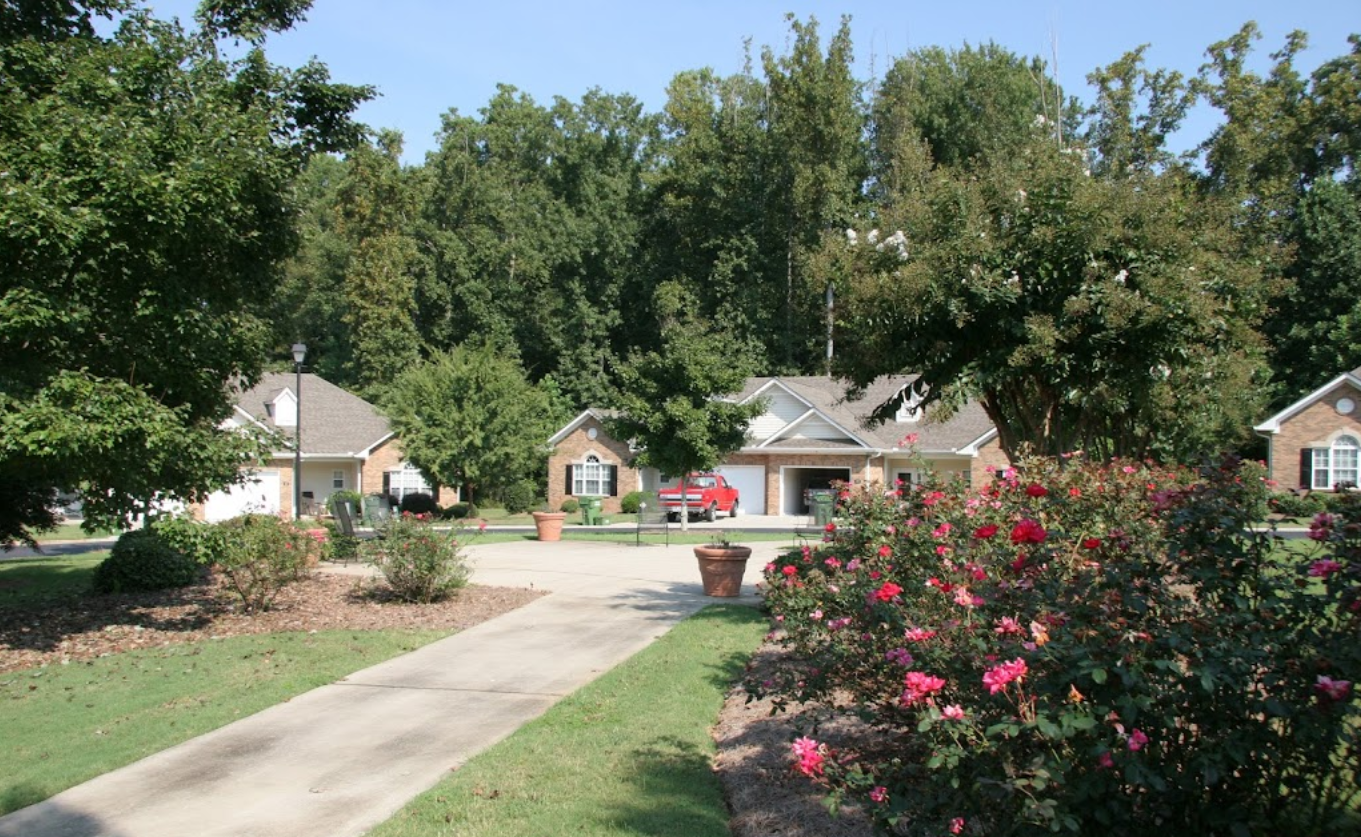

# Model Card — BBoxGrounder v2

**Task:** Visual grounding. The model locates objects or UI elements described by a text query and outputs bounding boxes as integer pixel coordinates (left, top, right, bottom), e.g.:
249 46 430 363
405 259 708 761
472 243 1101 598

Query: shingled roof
232 373 392 457
736 375 996 454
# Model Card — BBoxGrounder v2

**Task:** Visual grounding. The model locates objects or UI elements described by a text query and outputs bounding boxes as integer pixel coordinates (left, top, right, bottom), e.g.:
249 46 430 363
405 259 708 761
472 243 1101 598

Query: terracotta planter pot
693 544 753 597
532 511 567 542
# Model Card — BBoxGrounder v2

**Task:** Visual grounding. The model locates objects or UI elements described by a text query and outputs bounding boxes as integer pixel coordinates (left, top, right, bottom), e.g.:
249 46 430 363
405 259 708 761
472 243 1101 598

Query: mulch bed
0 570 544 674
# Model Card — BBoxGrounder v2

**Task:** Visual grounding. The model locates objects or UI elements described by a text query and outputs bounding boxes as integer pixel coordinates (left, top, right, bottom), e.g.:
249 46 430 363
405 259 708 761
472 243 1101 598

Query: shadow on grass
594 735 734 837
0 578 219 654
0 787 133 837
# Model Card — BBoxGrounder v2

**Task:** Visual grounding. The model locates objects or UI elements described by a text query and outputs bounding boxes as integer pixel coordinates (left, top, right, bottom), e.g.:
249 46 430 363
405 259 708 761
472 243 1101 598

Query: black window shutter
607 465 618 496
1300 448 1314 489
565 464 575 495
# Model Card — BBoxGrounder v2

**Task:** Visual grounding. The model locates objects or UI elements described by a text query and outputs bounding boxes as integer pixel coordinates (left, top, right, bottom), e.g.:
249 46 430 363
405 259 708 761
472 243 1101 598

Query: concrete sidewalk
0 539 785 837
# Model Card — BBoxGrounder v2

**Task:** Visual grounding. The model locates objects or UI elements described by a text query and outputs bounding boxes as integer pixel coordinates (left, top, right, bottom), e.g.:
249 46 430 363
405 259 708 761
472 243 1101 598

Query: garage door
716 465 766 516
203 471 281 522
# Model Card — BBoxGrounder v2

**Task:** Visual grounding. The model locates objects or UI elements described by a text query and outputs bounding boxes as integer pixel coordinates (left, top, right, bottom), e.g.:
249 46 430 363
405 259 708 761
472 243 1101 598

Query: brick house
547 376 1009 516
1254 367 1361 491
199 373 455 521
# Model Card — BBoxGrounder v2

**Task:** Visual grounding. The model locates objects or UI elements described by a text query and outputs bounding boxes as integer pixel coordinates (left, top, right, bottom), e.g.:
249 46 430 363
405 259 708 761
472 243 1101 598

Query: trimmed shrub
758 455 1359 837
441 501 479 520
364 512 472 602
151 514 227 566
214 514 316 612
559 497 580 514
501 480 539 515
399 492 440 516
620 491 650 515
93 529 202 594
1269 490 1326 518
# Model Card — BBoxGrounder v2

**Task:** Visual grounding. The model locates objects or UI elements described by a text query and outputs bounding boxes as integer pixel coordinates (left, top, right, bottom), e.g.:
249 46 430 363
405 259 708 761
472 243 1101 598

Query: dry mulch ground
713 643 878 837
0 568 544 674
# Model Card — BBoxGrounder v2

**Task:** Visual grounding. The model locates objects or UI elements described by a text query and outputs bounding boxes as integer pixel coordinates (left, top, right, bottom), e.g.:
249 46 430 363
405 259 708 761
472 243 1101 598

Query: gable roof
1254 366 1361 434
737 375 996 454
548 408 619 445
232 373 392 457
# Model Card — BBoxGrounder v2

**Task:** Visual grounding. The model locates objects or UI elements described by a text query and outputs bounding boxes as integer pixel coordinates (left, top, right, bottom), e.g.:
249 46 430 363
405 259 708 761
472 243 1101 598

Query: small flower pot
693 545 753 597
532 511 568 542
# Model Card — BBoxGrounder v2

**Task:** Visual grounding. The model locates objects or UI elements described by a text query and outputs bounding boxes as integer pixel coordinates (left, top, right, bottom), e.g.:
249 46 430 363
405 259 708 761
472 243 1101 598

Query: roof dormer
272 389 298 427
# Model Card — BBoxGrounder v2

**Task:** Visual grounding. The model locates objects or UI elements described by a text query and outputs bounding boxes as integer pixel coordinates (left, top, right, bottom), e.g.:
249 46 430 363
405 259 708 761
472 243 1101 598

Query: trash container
363 494 391 525
581 496 604 526
807 489 836 526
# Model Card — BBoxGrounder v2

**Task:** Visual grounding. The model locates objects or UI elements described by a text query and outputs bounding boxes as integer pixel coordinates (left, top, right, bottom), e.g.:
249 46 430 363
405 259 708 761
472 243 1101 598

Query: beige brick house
1255 367 1361 491
199 373 455 521
547 376 1008 516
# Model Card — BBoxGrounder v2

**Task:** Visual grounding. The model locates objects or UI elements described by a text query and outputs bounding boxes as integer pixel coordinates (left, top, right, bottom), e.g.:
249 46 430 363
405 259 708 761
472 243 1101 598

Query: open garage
779 466 851 516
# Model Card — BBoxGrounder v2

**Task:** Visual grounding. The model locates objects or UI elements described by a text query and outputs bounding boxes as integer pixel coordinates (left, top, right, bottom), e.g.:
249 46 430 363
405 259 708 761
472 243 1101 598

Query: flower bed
756 455 1359 836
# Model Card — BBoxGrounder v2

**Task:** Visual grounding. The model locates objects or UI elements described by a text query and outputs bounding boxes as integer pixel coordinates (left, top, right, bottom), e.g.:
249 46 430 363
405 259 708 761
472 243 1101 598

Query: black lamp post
292 342 307 519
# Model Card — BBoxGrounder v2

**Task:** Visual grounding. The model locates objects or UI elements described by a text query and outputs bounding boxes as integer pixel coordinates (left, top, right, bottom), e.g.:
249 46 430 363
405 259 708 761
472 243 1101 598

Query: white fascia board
356 431 397 460
1254 373 1361 433
548 409 603 445
955 427 1000 456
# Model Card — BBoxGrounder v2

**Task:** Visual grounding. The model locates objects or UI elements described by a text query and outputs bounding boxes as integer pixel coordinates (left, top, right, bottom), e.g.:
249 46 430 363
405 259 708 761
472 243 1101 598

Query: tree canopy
0 0 369 543
380 344 560 504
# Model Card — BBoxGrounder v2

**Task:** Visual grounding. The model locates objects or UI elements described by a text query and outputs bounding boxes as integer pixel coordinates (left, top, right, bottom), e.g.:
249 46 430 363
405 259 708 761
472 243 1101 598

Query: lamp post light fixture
292 342 307 520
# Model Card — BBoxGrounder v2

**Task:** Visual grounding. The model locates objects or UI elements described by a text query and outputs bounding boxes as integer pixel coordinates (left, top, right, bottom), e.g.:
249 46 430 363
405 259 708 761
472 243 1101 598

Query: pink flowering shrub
363 511 473 602
757 456 1359 836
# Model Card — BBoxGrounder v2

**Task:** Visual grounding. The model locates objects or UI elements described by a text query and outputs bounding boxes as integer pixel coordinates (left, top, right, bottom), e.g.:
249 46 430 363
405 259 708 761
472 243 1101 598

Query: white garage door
203 471 281 522
716 465 766 516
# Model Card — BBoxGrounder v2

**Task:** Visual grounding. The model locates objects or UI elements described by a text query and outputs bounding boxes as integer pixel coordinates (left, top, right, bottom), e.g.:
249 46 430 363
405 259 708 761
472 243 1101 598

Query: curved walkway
0 539 785 837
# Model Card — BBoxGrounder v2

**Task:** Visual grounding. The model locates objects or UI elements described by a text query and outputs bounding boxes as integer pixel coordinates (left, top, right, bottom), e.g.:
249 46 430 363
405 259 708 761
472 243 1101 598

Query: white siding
746 389 810 442
788 416 850 442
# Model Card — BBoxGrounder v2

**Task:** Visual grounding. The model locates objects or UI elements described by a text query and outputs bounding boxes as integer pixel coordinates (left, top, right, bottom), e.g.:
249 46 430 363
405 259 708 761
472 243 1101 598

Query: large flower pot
693 545 753 597
532 511 567 542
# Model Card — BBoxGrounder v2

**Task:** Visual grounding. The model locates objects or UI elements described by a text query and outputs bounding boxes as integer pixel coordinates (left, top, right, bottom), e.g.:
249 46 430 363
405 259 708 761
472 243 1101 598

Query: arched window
569 453 617 497
1312 435 1360 490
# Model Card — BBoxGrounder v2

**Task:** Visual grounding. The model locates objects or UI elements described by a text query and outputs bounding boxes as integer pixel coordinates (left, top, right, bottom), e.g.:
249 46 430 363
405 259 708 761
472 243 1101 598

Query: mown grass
0 628 452 815
368 605 768 837
0 553 107 609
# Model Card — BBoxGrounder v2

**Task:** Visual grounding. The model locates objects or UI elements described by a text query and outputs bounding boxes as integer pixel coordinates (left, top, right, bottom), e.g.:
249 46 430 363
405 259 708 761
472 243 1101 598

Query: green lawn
0 628 452 815
0 553 106 609
369 604 767 837
31 523 120 543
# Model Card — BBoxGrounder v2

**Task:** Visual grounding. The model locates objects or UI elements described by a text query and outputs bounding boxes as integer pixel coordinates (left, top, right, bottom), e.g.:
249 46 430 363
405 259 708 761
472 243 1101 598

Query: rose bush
364 512 476 603
757 456 1359 836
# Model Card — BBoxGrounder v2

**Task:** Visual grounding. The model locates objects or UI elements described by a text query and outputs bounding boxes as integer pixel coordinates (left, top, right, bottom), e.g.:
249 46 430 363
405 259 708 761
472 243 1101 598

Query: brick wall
548 417 639 514
362 438 457 506
971 436 1012 485
1268 382 1361 489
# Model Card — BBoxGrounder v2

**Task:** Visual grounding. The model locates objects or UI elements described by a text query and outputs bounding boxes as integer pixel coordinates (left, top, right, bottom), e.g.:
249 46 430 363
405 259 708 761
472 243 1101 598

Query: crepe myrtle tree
0 0 371 545
605 282 766 530
825 138 1270 463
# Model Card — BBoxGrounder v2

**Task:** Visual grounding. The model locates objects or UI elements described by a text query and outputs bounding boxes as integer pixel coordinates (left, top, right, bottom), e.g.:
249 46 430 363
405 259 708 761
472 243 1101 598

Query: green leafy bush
327 489 364 519
758 455 1359 836
1269 490 1326 518
151 514 227 566
620 491 651 515
560 497 580 514
501 480 539 515
93 529 202 593
316 519 360 563
214 514 316 612
399 492 440 516
441 501 479 520
363 512 472 603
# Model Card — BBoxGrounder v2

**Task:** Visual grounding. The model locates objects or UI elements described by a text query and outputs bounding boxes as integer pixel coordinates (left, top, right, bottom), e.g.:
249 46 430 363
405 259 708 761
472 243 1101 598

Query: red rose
973 524 999 539
1082 538 1102 550
874 582 903 602
1025 484 1048 498
1009 519 1047 544
782 565 798 576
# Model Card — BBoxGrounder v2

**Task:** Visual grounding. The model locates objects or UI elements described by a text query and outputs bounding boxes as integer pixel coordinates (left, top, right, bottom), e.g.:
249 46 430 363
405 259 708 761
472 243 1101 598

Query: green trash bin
581 496 604 526
808 489 836 526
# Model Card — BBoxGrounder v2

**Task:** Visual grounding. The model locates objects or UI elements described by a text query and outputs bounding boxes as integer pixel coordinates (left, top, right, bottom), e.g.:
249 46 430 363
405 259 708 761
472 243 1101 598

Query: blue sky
148 0 1358 164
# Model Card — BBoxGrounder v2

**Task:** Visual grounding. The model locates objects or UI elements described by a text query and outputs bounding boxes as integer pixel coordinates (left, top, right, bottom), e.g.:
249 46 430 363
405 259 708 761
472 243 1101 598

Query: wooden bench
636 502 671 546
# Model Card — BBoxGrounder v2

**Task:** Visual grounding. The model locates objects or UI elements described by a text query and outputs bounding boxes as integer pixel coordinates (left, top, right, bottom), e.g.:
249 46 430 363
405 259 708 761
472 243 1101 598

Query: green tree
381 344 557 504
0 0 370 544
604 282 765 530
828 141 1269 463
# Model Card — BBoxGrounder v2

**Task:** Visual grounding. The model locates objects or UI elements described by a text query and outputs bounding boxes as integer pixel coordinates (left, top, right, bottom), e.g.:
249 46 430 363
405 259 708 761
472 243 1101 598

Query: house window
385 463 433 501
332 470 345 490
569 454 617 497
1313 435 1360 490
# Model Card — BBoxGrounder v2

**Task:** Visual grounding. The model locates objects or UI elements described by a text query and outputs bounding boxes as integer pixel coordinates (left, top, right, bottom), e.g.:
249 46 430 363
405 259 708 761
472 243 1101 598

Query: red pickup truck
657 473 740 522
